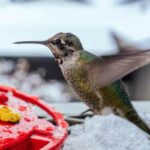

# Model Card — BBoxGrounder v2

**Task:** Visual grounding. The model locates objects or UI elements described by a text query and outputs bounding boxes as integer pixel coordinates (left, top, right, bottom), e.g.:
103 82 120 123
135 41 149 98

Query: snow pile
63 114 150 150
0 59 72 102
0 59 14 74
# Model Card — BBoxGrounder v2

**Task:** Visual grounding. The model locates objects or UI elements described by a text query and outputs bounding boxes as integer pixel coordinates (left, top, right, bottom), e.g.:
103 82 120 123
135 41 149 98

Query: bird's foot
80 109 94 118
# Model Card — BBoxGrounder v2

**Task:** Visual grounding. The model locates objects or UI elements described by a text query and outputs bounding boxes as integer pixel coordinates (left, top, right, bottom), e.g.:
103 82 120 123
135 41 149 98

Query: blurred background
1 0 150 103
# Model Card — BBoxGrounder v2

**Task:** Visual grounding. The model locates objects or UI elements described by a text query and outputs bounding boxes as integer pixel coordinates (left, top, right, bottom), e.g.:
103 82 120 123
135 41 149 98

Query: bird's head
14 32 83 61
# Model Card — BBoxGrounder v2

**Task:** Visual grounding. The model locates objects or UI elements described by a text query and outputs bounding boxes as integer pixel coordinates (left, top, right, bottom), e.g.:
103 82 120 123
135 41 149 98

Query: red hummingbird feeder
0 85 68 150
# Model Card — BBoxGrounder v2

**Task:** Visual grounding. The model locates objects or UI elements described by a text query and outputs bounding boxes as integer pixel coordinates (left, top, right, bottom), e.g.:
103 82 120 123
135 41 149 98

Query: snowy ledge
36 101 150 117
63 114 150 150
35 102 150 150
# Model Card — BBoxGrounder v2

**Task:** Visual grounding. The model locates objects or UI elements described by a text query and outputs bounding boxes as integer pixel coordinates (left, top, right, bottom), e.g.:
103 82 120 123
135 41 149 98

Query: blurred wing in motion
111 32 141 53
85 49 150 89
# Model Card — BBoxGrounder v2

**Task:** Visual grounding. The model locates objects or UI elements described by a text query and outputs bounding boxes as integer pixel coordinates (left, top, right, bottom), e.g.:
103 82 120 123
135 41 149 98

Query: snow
0 59 15 74
0 59 72 102
63 114 150 150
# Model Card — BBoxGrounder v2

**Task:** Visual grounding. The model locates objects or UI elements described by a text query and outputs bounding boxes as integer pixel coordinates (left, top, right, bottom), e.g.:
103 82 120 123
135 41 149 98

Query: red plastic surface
0 85 68 150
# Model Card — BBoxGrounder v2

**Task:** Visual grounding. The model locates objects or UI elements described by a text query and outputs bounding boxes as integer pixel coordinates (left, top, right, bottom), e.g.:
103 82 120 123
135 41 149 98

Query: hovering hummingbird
14 32 150 134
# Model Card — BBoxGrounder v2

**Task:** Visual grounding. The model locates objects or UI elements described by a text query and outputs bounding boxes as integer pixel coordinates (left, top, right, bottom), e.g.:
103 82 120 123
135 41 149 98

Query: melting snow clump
63 114 150 150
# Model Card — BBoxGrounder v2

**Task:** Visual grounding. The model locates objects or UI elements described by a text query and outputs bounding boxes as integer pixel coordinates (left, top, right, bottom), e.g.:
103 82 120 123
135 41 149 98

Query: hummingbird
14 32 150 135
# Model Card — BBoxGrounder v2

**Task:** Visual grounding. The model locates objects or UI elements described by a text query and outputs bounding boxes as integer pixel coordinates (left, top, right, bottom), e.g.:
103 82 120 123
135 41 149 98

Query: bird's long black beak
13 40 51 45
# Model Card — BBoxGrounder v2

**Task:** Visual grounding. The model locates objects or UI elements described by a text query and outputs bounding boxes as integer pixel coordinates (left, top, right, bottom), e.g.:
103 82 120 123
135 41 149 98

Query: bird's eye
55 39 61 44
64 53 68 57
66 40 73 46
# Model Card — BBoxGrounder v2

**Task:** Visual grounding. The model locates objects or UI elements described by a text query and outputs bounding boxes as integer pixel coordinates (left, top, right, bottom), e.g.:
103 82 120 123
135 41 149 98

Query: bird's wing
85 49 150 89
111 32 141 53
